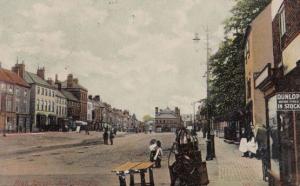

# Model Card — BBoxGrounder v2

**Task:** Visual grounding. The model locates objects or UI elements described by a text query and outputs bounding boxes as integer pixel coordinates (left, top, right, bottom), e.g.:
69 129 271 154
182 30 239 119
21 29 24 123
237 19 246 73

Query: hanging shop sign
277 92 300 111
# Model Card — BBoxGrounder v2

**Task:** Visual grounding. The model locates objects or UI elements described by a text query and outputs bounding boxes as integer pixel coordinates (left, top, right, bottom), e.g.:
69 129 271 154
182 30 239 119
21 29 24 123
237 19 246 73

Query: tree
143 115 154 122
209 0 271 118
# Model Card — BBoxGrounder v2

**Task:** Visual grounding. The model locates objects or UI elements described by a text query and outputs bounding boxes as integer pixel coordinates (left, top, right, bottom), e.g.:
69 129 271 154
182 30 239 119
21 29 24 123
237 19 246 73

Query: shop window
268 96 280 177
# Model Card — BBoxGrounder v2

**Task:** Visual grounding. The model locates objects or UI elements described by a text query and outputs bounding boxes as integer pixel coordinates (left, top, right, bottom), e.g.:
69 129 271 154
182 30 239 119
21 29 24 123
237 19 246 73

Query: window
52 101 55 112
37 87 40 94
37 99 40 110
244 40 250 63
48 101 52 112
8 86 13 94
24 90 28 97
279 6 286 37
247 79 251 99
16 88 20 96
42 88 44 95
45 101 48 111
41 100 44 111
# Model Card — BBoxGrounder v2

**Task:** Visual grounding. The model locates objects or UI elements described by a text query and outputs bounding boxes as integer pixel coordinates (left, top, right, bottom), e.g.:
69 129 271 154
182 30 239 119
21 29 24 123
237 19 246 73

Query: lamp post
193 28 215 161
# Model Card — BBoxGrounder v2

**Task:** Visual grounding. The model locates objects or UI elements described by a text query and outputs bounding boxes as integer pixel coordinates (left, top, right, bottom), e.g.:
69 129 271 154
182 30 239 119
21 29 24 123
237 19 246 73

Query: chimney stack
55 74 58 84
175 107 180 116
37 67 45 80
12 61 26 79
67 74 73 87
155 107 158 116
47 78 54 85
57 82 62 90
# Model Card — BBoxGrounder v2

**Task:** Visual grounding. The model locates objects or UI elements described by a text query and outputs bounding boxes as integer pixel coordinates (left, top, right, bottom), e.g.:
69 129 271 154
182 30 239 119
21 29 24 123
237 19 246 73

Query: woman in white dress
239 128 248 157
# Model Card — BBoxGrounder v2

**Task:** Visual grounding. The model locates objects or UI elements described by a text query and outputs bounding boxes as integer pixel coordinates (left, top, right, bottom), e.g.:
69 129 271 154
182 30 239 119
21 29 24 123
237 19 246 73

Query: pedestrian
149 139 157 162
247 131 258 158
109 129 115 145
103 128 109 145
154 140 163 168
239 128 248 157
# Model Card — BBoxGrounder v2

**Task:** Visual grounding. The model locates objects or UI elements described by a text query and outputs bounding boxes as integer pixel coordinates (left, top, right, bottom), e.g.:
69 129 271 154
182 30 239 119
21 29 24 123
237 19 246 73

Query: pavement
0 132 268 186
201 136 268 186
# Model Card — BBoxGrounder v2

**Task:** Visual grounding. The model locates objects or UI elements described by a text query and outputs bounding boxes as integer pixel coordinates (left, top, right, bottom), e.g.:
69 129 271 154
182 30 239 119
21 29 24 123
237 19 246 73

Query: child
149 139 157 162
154 140 163 168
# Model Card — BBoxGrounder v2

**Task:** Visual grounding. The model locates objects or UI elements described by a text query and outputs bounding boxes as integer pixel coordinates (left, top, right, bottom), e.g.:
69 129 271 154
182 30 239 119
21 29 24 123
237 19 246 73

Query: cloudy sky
0 0 234 119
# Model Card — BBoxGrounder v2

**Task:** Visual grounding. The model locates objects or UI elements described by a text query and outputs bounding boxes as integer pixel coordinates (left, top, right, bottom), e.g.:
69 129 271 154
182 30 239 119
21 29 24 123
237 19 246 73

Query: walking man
109 129 115 145
103 128 109 145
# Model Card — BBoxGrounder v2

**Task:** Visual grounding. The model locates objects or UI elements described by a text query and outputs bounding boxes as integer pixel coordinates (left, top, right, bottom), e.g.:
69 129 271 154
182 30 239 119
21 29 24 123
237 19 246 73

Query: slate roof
61 90 79 102
61 81 87 91
24 71 54 88
56 90 66 99
0 68 30 87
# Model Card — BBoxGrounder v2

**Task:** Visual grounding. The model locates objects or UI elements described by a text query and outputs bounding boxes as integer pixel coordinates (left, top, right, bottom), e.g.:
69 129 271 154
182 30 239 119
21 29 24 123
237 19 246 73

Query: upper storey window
279 6 286 37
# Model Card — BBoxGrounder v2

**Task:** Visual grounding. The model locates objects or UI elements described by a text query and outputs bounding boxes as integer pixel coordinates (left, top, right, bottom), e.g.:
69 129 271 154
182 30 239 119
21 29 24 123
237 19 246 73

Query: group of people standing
149 139 163 168
103 127 116 145
239 126 258 158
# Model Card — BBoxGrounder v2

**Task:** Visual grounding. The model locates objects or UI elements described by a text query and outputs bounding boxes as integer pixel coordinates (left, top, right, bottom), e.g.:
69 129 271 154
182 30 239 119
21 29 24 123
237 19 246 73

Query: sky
0 0 234 119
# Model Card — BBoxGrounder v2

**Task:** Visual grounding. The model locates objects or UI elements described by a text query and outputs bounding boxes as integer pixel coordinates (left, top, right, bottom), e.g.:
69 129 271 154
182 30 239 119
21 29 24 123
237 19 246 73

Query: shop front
255 62 300 186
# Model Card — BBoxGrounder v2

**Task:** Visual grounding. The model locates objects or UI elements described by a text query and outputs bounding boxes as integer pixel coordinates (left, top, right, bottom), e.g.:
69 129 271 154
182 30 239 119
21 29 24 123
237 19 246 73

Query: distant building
87 95 93 124
0 64 31 133
61 90 80 123
62 74 88 122
154 107 181 132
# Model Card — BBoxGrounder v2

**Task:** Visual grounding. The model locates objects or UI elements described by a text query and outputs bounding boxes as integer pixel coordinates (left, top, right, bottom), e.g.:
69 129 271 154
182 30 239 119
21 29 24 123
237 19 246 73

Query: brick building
0 64 31 134
154 107 181 132
62 74 88 122
254 0 300 185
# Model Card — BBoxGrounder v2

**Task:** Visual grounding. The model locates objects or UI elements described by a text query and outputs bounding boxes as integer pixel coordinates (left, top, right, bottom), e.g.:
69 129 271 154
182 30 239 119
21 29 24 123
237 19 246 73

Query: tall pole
205 26 215 160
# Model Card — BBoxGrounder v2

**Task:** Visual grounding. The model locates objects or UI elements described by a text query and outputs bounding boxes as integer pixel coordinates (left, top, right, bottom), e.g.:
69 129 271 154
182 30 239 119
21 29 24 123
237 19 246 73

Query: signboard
277 92 300 111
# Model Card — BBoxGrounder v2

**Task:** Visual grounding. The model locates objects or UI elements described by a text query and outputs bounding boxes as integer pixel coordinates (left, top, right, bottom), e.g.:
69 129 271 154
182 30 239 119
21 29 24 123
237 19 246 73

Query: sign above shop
277 92 300 111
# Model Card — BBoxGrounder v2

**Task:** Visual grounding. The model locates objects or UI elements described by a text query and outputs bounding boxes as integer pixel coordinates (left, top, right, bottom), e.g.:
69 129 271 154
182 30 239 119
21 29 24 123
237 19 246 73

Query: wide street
0 132 267 186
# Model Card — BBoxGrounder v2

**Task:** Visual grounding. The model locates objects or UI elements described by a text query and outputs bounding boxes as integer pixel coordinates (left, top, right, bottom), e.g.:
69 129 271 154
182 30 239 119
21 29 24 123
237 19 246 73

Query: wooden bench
112 162 155 186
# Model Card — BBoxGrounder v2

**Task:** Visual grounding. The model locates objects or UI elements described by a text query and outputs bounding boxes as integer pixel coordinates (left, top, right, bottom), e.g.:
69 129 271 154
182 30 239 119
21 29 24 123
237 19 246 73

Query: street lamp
193 28 215 161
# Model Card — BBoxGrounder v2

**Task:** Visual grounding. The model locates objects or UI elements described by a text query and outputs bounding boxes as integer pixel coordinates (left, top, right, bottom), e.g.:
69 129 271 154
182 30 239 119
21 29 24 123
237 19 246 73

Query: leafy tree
142 115 154 122
209 0 271 118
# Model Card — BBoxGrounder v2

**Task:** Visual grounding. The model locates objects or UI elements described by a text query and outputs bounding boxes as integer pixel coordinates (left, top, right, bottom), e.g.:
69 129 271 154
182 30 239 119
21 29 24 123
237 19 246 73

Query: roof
56 90 66 99
24 71 54 88
61 90 79 102
0 68 30 87
156 113 178 119
61 81 87 91
155 107 179 119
